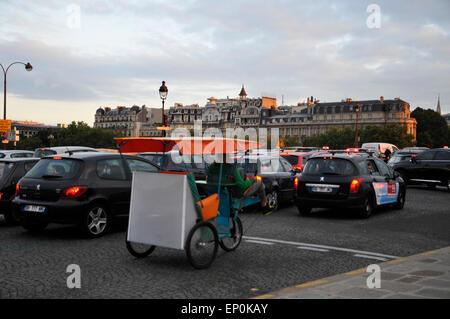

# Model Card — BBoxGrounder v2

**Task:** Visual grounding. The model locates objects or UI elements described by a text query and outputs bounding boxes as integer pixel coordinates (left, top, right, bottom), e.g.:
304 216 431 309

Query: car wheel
393 189 406 210
21 220 48 232
266 190 279 211
81 204 110 238
297 204 312 216
359 194 374 218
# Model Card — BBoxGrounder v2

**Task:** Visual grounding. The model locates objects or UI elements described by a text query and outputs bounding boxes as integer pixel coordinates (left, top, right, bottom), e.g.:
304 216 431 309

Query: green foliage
411 108 450 148
302 124 414 149
14 121 122 151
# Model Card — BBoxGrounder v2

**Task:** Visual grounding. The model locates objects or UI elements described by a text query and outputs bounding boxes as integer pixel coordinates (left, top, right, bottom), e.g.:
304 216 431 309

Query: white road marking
353 254 388 261
297 246 329 252
243 236 400 259
245 239 274 245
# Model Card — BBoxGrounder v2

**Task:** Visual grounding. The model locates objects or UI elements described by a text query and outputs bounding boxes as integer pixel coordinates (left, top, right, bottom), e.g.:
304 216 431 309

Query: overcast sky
1 0 449 125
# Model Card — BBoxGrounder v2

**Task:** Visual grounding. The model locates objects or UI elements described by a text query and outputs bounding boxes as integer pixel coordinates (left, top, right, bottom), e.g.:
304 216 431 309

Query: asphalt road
0 185 449 299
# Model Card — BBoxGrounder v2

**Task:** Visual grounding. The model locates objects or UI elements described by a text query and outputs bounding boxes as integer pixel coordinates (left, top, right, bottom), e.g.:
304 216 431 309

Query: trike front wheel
219 216 243 252
125 230 156 258
185 221 218 269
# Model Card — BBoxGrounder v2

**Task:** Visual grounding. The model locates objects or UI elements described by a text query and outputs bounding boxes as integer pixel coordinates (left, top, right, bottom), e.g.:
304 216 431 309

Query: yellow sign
0 120 11 133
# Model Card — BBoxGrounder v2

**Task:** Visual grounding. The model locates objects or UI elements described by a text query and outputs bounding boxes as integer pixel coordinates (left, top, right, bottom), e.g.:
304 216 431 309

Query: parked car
33 146 98 158
296 153 406 218
361 142 399 161
12 152 160 237
0 158 39 224
139 151 207 180
0 150 34 159
392 148 450 190
233 154 300 211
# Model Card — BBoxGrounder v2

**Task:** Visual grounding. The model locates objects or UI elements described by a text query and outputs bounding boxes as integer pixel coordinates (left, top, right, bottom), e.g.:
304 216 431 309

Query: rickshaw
115 137 262 269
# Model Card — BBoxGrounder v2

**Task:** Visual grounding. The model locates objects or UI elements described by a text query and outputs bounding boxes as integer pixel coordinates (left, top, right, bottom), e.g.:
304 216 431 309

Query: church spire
437 94 441 115
239 84 247 99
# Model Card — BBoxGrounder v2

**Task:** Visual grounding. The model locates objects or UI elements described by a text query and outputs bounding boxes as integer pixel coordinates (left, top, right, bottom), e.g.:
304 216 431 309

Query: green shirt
207 163 254 196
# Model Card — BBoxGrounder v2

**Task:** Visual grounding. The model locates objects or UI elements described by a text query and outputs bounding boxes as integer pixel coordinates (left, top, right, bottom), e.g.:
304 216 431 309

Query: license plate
23 205 46 213
312 186 332 193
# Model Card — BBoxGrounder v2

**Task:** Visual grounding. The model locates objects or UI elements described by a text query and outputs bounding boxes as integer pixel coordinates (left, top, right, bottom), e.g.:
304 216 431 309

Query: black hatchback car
233 154 300 211
296 154 406 218
12 153 159 237
392 148 450 190
0 158 39 224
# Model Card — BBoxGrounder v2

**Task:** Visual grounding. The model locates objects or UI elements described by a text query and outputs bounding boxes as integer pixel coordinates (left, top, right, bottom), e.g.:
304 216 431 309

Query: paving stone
383 293 429 299
396 276 423 283
418 258 438 264
381 272 404 281
377 280 422 293
337 287 391 299
413 288 450 299
409 270 445 277
418 279 450 289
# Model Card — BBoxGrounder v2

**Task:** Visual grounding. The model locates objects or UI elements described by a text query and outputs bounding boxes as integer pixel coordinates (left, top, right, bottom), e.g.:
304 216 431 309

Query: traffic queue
0 142 449 239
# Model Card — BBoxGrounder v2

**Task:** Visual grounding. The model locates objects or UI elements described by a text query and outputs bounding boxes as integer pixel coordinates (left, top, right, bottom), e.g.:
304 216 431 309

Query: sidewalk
254 246 450 299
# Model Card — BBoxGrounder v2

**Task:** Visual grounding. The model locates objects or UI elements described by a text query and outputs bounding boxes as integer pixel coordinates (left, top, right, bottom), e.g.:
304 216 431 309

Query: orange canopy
114 137 262 155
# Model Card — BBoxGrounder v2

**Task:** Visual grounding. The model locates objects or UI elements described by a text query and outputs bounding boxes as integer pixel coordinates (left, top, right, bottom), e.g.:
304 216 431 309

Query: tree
302 124 414 149
411 108 450 148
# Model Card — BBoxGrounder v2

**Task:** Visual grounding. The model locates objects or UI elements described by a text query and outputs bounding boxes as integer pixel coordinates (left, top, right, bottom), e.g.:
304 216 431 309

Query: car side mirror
393 171 400 178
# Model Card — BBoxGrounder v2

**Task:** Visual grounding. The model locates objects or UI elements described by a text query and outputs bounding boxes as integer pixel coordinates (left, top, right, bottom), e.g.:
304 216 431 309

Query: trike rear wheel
185 221 218 269
219 216 243 252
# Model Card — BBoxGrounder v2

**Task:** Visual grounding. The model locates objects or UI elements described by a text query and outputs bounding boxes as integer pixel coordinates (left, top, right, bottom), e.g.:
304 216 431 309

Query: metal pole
3 74 6 120
354 110 359 148
162 99 165 137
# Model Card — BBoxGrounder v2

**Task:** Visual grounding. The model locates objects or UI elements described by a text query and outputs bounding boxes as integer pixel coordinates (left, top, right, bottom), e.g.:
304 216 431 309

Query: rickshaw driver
206 154 274 215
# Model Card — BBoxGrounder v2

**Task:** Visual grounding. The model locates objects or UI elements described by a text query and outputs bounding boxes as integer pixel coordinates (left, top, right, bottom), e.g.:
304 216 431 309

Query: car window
282 155 299 166
280 158 294 172
303 158 357 176
435 151 450 160
365 159 380 176
0 162 15 181
259 158 281 173
11 153 32 158
34 149 57 158
126 159 159 173
25 159 82 179
96 159 127 180
24 161 38 172
375 159 392 178
416 151 436 160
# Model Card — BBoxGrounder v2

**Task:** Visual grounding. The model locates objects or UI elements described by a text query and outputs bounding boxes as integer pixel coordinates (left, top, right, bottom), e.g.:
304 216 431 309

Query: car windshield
303 158 357 176
0 162 15 183
25 158 82 179
34 149 57 158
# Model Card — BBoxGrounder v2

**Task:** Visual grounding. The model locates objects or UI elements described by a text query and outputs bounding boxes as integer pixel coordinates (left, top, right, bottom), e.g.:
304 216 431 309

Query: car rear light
61 186 88 199
0 192 2 200
349 178 362 194
15 184 20 196
294 177 299 190
53 157 62 160
256 176 263 182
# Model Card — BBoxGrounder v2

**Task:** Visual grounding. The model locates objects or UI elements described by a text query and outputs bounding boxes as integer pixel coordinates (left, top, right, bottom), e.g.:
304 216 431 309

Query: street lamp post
158 81 168 137
0 62 33 120
354 103 361 148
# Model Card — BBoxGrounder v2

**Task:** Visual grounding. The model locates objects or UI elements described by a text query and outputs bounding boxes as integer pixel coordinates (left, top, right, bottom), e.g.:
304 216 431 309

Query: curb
252 247 444 299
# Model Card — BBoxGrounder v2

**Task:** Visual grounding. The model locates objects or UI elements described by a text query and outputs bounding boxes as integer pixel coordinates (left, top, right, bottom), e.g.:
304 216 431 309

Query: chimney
105 107 111 112
307 97 310 104
380 96 384 103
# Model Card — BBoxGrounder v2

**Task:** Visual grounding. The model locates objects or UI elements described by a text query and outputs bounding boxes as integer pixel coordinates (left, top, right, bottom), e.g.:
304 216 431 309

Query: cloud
0 0 449 125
